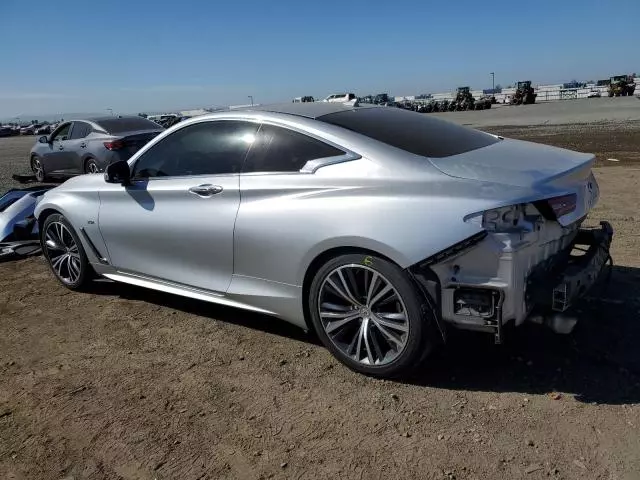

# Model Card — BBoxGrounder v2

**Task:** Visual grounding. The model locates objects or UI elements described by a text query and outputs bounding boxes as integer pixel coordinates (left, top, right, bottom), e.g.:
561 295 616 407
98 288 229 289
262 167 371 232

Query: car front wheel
41 214 91 290
309 253 433 378
31 155 46 182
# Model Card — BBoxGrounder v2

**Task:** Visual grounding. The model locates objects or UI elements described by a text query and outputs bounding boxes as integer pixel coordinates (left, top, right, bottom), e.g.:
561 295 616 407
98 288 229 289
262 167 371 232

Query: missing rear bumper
526 221 613 333
411 220 613 342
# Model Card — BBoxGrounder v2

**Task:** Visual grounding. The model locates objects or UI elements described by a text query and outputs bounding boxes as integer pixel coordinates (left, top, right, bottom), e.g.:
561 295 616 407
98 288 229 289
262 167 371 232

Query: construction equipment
512 81 537 105
607 75 636 97
477 96 493 109
373 93 391 105
453 87 476 110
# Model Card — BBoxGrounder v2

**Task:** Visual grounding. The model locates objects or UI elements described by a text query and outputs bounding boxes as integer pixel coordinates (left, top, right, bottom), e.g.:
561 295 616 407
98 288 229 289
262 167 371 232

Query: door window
242 124 345 173
69 122 91 140
51 123 72 141
132 121 259 179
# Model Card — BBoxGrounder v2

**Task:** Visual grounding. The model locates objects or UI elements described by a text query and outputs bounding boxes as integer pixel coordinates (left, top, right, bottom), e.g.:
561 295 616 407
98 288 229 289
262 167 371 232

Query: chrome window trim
128 116 362 179
298 152 361 173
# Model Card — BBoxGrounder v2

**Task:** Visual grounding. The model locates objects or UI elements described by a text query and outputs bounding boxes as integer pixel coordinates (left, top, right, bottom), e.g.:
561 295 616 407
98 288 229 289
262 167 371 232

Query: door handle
188 184 223 197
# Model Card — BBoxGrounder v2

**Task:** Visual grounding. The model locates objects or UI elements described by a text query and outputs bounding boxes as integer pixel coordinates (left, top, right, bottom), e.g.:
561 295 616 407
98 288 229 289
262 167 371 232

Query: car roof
231 102 380 119
84 115 144 123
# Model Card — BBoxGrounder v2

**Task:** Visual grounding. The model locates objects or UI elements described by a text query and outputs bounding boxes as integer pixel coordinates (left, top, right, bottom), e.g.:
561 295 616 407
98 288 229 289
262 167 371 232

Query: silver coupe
34 102 613 377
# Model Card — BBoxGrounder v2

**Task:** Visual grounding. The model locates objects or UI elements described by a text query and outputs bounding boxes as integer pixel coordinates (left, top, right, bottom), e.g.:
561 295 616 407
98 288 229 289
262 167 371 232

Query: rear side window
319 107 499 158
243 124 345 173
94 117 161 134
69 122 91 139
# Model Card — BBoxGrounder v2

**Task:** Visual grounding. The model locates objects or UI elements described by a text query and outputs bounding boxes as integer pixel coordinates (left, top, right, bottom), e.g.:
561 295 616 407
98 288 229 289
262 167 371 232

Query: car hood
46 173 107 192
427 138 595 189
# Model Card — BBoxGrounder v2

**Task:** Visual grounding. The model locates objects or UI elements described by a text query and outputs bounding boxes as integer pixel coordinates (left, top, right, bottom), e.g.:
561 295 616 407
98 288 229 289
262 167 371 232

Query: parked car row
30 102 613 378
0 125 22 137
0 123 59 137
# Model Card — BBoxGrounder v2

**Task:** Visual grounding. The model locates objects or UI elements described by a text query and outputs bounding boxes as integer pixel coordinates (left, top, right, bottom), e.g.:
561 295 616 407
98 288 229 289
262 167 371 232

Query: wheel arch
37 207 63 231
301 245 445 342
301 246 401 332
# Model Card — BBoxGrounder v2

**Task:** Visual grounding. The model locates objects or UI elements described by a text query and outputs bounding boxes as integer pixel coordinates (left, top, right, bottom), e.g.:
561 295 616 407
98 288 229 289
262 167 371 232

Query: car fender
34 182 107 264
299 235 412 280
233 176 503 288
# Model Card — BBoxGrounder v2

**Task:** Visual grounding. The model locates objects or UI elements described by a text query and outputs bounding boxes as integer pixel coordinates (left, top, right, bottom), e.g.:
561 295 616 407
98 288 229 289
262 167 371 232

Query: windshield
318 107 500 158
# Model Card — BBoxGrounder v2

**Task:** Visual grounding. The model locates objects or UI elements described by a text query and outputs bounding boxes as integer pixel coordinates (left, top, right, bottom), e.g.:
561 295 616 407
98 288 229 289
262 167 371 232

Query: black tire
31 155 47 182
84 158 100 174
308 253 434 378
40 213 92 290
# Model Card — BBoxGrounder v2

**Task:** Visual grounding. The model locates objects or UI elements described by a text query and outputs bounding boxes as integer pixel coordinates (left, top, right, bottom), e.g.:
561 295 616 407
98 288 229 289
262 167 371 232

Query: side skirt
101 271 278 316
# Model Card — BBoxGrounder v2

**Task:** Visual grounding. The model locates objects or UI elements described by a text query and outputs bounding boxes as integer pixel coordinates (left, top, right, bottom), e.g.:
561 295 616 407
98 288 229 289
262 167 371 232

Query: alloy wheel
317 264 409 366
87 161 100 173
44 221 82 285
31 157 44 182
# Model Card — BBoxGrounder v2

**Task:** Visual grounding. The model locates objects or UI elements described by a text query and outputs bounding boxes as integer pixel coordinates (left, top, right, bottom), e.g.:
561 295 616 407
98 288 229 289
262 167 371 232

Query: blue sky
1 0 637 118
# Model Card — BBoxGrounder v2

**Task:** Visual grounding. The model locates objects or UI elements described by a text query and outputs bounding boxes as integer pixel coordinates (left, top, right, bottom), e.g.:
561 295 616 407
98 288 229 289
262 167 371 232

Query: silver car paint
428 137 593 188
35 107 599 330
97 174 240 293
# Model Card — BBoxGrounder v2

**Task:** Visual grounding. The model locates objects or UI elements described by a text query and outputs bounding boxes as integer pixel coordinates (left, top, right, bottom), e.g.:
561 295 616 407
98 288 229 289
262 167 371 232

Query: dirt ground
1 123 640 480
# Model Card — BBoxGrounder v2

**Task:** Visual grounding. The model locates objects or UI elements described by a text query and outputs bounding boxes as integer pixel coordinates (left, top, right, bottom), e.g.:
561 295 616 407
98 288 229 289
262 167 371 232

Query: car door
97 119 259 293
42 122 73 173
65 121 91 173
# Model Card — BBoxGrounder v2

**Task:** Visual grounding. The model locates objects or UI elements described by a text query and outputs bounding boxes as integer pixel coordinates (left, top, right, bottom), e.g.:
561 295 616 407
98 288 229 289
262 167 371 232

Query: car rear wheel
41 214 91 290
308 253 433 378
31 156 46 182
85 158 100 174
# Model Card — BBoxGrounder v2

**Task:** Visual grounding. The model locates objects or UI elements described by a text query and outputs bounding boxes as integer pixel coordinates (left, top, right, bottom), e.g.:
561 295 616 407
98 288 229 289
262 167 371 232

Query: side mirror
38 135 49 144
105 160 131 185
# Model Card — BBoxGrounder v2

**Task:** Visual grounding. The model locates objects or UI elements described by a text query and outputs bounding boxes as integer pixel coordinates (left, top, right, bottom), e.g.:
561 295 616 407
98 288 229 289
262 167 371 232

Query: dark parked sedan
29 116 163 182
0 126 16 137
21 124 42 135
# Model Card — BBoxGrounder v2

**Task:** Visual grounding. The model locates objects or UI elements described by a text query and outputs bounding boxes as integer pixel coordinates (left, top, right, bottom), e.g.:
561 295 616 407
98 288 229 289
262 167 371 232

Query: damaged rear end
413 138 613 341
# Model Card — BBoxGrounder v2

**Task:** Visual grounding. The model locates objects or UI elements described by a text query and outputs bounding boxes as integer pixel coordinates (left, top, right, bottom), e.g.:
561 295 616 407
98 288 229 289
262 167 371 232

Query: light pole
490 72 495 92
248 95 254 106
